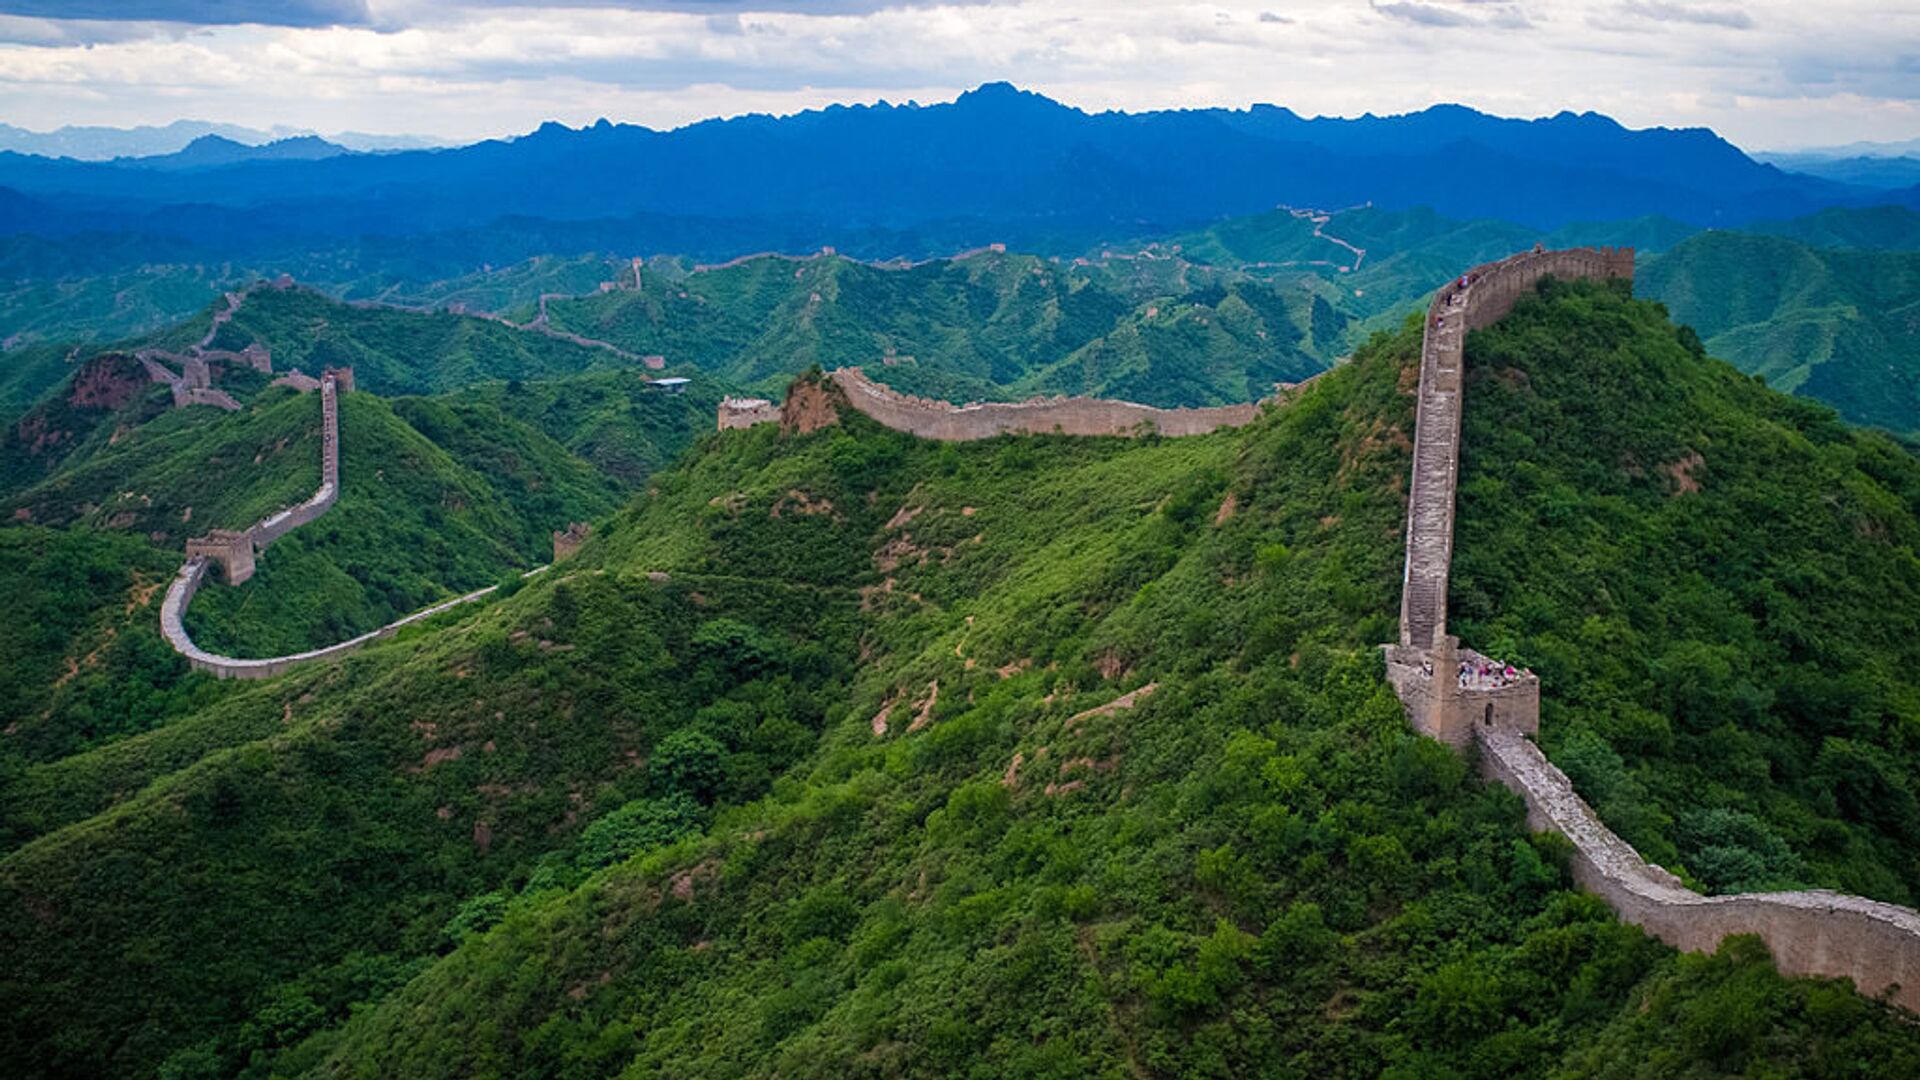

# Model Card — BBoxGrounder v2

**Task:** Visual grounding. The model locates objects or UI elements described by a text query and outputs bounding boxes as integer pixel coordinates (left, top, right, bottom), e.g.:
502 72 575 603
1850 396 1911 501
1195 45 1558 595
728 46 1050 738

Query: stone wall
1399 246 1635 651
717 396 781 431
1384 244 1920 1014
162 369 541 680
1481 731 1920 1012
829 367 1262 441
553 522 591 561
184 529 255 586
161 558 530 680
1384 638 1539 747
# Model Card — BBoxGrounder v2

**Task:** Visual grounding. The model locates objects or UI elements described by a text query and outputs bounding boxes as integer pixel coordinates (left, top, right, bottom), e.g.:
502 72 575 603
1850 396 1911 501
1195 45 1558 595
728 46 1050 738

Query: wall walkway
159 372 539 679
827 367 1266 440
1386 245 1920 1012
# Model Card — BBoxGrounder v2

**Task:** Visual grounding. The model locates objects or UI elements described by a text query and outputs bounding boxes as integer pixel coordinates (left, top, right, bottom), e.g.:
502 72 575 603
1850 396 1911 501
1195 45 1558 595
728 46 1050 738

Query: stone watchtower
553 522 592 561
186 529 256 585
1381 247 1635 745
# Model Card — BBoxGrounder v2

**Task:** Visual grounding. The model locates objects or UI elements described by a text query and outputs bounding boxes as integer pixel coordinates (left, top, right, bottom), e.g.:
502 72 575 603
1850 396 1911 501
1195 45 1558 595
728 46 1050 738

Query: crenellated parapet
1398 246 1634 653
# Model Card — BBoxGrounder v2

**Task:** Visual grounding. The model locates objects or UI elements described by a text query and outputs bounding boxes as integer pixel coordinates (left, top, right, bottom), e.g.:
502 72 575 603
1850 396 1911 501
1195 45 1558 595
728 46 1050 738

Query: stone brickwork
1383 638 1539 747
184 529 255 586
1385 245 1920 1013
1481 730 1920 1012
717 396 781 430
1399 246 1635 651
828 367 1263 441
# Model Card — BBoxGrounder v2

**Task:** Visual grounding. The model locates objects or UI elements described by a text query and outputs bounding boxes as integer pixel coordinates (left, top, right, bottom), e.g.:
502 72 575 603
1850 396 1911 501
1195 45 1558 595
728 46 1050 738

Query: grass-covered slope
1638 231 1920 434
1452 277 1920 904
178 388 623 657
0 525 224 767
7 298 1920 1080
426 368 724 488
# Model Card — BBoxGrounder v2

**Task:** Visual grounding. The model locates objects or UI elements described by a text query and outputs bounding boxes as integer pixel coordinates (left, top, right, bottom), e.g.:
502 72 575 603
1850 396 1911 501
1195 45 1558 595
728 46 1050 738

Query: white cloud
0 0 1910 150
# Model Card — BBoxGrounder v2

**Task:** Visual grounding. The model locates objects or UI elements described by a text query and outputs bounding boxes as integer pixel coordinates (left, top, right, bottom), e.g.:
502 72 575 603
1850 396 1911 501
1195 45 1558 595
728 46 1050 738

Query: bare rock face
779 374 843 435
67 355 147 411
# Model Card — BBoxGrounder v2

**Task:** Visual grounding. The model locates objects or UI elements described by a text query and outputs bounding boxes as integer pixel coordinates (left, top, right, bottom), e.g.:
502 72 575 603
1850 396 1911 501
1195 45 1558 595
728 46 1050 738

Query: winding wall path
159 372 538 680
1388 246 1920 1012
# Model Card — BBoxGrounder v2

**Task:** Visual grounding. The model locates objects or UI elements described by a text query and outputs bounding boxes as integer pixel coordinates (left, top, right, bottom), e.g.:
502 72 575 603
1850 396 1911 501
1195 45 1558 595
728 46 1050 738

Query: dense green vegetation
1452 277 1920 902
429 369 722 488
6 285 1920 1079
1639 231 1920 433
202 287 635 396
179 389 622 657
0 525 223 767
538 249 1329 406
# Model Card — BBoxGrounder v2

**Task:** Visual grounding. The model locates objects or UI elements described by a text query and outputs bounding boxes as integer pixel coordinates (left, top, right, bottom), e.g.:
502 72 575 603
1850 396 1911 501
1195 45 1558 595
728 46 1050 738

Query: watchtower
553 522 592 561
186 529 256 586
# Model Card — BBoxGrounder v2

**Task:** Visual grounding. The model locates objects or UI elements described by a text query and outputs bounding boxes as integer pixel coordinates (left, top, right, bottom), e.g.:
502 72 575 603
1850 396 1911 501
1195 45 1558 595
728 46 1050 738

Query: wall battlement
717 395 781 430
826 367 1265 441
1385 245 1920 1012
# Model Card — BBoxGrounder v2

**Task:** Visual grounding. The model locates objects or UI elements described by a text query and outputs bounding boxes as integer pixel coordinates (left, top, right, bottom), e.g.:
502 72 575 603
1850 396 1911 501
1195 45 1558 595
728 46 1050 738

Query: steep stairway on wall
1384 245 1920 1012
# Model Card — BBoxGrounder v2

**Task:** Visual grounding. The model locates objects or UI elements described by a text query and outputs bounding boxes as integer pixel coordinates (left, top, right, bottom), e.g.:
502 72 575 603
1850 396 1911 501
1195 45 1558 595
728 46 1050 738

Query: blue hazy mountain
0 83 1903 264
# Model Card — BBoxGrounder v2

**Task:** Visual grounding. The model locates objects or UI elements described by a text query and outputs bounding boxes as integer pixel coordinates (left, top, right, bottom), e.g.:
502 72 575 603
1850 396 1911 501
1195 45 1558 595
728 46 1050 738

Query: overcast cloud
0 0 1911 151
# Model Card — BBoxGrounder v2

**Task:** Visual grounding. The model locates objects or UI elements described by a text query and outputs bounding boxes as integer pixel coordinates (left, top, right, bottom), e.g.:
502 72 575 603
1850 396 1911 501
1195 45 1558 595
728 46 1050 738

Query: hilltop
5 280 1920 1077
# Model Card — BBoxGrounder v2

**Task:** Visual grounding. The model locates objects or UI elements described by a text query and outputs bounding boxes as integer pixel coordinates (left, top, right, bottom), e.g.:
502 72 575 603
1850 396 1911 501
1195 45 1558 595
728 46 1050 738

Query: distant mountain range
0 120 443 160
0 84 1913 271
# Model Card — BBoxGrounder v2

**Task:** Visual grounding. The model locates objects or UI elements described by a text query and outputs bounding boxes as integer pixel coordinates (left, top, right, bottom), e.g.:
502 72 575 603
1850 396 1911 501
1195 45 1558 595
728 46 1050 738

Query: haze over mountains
1 83 1914 271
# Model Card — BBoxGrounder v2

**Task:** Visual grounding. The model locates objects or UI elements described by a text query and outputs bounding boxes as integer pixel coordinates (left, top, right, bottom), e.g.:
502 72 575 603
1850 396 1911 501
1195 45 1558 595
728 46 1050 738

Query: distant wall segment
828 368 1263 440
159 370 534 680
1385 245 1920 1013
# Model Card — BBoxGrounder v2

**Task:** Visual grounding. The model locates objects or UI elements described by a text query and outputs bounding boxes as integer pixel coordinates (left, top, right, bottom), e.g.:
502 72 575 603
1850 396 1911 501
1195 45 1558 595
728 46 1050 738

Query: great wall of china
144 251 1920 1006
158 369 551 680
1380 246 1920 1012
719 367 1273 439
713 246 1920 1010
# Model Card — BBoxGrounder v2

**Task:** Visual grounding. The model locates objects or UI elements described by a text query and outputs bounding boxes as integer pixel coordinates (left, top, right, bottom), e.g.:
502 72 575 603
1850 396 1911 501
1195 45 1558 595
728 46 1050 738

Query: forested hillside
6 283 1920 1079
1452 278 1920 904
0 294 721 771
540 249 1329 405
1639 231 1920 433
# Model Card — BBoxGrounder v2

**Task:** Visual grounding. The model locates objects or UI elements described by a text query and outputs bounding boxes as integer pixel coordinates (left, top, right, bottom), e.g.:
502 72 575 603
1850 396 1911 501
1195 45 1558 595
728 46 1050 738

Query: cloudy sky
0 0 1912 151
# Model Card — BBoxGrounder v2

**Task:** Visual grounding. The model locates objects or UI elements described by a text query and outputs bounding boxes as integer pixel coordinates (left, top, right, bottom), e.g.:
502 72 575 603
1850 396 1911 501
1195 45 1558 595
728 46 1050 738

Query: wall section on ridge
1387 244 1920 1015
829 367 1264 440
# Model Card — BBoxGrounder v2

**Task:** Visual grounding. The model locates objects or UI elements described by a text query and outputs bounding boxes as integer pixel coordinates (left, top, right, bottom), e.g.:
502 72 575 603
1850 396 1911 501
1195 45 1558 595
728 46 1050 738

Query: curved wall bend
160 372 533 680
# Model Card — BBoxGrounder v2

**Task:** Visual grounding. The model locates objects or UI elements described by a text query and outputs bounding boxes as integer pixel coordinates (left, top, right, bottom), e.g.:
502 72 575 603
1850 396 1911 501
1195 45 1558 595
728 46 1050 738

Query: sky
0 0 1913 152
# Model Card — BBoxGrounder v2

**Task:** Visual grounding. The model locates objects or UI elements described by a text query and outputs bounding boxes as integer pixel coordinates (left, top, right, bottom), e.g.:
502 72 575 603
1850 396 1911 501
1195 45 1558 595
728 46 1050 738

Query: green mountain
0 344 718 767
5 282 1920 1078
1750 205 1920 251
537 248 1335 407
1638 231 1920 433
